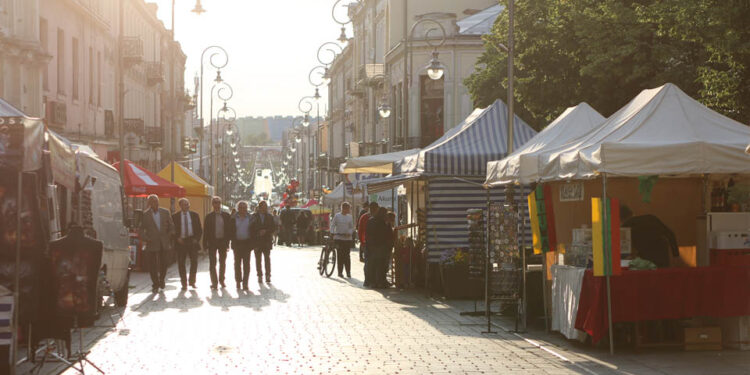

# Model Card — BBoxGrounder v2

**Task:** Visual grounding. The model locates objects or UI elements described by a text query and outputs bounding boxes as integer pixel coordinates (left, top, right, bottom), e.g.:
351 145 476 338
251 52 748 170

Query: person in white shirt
330 202 355 278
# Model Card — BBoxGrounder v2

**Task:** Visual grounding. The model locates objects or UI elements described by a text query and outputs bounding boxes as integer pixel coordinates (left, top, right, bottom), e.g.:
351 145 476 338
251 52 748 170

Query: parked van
76 151 131 306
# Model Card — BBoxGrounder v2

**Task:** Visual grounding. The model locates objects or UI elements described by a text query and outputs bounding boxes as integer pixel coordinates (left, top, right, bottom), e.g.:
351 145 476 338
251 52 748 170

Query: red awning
113 160 185 198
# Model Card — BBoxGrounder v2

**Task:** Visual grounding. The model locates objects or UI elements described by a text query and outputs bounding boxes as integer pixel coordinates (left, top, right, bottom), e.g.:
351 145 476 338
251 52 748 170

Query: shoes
181 286 188 291
266 277 271 283
220 281 226 288
338 273 344 278
258 277 263 284
236 282 241 290
210 284 218 290
152 287 159 293
347 274 351 278
190 283 197 289
242 284 249 291
160 281 166 289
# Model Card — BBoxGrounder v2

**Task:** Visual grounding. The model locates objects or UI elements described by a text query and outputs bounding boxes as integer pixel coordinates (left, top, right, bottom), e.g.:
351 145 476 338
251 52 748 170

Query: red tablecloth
574 266 750 343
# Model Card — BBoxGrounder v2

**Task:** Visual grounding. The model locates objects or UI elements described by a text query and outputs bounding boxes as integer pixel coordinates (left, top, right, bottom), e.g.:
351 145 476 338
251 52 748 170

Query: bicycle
317 233 336 277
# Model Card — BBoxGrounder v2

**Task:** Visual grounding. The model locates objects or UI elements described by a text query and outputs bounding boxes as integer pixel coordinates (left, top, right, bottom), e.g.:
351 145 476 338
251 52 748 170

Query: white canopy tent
322 182 366 207
485 102 605 186
339 148 420 174
540 83 750 181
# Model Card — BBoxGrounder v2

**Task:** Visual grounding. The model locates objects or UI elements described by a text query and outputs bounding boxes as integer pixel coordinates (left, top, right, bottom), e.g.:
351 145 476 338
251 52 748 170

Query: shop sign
560 182 584 202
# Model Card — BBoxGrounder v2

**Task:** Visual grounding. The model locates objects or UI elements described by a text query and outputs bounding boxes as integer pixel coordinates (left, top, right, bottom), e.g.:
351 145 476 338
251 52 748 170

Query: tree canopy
465 0 750 130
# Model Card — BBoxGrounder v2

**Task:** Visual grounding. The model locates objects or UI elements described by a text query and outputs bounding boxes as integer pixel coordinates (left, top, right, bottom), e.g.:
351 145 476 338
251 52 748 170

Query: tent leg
603 173 615 355
482 187 495 334
520 187 527 333
542 254 549 332
11 172 22 375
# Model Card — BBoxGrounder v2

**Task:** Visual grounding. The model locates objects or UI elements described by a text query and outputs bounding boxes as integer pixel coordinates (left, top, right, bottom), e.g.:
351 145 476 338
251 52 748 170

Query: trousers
207 241 228 286
176 242 198 287
145 250 168 289
335 240 352 277
254 247 271 279
233 240 252 286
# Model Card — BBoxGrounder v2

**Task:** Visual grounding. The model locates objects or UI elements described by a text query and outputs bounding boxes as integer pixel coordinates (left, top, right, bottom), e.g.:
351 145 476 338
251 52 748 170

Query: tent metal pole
520 184 528 332
11 172 22 375
603 173 615 355
483 187 494 333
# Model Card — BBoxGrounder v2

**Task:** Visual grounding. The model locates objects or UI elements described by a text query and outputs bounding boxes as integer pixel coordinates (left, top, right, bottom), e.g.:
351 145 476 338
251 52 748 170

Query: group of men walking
139 194 277 293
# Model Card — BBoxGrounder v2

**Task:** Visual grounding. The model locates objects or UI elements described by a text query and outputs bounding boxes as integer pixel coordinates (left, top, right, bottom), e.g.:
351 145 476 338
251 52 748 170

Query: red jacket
357 213 371 244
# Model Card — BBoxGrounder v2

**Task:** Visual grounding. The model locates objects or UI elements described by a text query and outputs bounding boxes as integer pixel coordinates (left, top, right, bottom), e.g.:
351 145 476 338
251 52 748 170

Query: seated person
620 205 678 268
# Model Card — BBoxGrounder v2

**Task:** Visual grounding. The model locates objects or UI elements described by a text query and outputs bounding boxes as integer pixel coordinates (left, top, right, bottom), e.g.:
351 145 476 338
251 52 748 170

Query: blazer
203 211 233 248
172 210 203 250
139 207 175 252
250 212 277 250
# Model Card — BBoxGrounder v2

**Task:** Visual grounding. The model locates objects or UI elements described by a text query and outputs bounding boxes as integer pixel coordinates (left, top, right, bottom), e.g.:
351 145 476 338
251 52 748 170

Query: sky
153 0 350 118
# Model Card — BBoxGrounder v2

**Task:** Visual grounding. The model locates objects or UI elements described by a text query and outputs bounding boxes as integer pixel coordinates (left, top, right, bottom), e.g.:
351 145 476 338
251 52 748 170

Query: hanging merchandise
466 209 485 277
638 176 658 203
527 185 557 254
488 203 521 299
591 197 622 276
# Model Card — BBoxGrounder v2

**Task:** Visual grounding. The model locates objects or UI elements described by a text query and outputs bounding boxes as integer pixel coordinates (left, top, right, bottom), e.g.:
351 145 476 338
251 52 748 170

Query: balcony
358 63 385 87
145 62 163 86
121 37 143 66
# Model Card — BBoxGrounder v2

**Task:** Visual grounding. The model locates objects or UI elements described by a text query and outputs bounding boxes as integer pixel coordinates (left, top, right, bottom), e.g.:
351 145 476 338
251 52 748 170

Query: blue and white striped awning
396 99 537 177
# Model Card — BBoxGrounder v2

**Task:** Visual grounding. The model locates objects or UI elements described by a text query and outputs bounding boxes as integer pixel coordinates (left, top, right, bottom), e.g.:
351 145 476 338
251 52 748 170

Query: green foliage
466 0 750 130
243 132 271 146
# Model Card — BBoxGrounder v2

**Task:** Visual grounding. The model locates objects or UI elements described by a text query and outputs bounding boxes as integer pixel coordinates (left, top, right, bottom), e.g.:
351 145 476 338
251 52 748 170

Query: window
97 51 101 106
40 18 48 90
89 47 93 104
72 37 79 99
419 75 444 147
57 28 65 94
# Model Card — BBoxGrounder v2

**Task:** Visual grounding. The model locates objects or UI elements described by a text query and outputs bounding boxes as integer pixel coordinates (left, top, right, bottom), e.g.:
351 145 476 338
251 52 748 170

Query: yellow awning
157 162 214 197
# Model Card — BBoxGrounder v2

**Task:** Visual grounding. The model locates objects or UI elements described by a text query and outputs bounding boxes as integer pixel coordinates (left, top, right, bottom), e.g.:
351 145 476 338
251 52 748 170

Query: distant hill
236 115 323 144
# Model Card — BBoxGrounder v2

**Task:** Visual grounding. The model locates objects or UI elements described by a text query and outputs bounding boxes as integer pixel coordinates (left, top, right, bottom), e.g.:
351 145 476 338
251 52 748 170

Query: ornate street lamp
332 0 352 44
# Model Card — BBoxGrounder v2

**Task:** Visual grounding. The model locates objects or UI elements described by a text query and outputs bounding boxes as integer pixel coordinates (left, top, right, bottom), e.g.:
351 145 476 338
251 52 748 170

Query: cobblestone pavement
21 246 750 375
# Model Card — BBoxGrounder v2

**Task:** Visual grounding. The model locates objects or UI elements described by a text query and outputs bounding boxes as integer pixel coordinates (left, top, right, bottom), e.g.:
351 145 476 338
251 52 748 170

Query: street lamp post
169 0 206 212
402 18 446 149
316 41 343 187
298 96 315 196
199 45 228 179
218 103 237 200
210 80 233 187
332 0 352 44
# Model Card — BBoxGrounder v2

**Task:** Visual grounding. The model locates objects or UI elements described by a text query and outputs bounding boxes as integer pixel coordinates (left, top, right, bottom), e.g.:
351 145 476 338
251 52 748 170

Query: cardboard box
684 327 722 351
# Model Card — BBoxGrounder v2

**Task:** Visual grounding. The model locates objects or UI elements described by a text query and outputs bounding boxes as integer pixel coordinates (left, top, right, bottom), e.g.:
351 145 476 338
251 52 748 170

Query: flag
528 185 557 255
591 197 622 276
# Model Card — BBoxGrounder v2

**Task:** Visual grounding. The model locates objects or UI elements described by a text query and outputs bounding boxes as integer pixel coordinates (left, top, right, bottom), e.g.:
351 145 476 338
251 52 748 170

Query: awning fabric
360 173 420 194
114 160 185 198
396 99 537 177
157 162 214 197
0 97 43 172
323 182 365 206
541 83 750 181
48 129 77 190
302 199 320 208
485 102 605 186
340 149 420 174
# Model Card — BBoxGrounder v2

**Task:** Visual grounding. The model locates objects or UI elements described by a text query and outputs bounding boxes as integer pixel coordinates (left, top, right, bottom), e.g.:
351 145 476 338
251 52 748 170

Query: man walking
172 198 202 290
231 201 253 290
203 196 233 289
358 201 379 287
330 202 354 278
280 205 295 246
139 194 175 293
251 201 276 284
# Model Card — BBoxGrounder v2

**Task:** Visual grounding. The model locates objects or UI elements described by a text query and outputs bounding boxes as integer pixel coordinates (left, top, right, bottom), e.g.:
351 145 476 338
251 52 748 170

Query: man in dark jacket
251 201 277 284
203 196 233 289
172 198 203 290
366 207 390 288
279 205 295 246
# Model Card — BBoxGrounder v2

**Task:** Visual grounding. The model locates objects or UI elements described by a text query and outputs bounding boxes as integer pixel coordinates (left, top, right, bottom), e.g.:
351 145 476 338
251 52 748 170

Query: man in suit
231 201 253 290
172 198 203 290
139 194 175 293
203 196 233 289
251 200 277 284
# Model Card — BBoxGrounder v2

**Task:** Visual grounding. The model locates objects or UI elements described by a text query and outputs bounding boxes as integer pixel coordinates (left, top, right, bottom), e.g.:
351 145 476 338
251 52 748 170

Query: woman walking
330 202 355 278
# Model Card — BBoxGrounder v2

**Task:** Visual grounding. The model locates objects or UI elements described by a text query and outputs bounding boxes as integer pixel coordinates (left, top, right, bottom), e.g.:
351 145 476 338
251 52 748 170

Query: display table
550 265 587 341
575 266 750 343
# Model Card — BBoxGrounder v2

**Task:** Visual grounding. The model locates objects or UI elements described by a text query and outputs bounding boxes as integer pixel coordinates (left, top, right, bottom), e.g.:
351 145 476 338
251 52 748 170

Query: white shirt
330 213 354 241
181 211 193 238
152 209 161 231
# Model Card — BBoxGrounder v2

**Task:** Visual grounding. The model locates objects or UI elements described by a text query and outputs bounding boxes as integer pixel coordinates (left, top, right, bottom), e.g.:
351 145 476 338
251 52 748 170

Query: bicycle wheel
324 248 337 277
318 247 326 275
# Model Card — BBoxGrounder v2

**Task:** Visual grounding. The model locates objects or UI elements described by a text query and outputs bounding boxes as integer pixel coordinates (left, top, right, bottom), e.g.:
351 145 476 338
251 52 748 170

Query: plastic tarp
485 102 605 186
48 129 77 190
114 160 186 198
339 148 420 174
0 97 43 172
396 99 537 177
540 83 750 181
457 4 504 35
157 162 214 197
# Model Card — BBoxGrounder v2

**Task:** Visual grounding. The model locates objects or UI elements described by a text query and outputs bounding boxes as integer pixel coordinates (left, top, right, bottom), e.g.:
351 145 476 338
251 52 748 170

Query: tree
466 0 750 130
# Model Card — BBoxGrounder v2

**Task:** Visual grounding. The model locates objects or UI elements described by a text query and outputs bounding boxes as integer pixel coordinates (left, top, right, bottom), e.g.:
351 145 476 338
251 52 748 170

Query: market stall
364 99 537 295
486 83 750 352
114 160 186 198
157 162 214 222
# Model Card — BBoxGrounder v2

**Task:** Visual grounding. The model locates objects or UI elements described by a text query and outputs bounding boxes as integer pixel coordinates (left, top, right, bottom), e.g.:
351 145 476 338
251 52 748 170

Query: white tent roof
485 102 605 186
323 182 365 206
540 83 750 181
339 148 420 174
457 4 504 36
